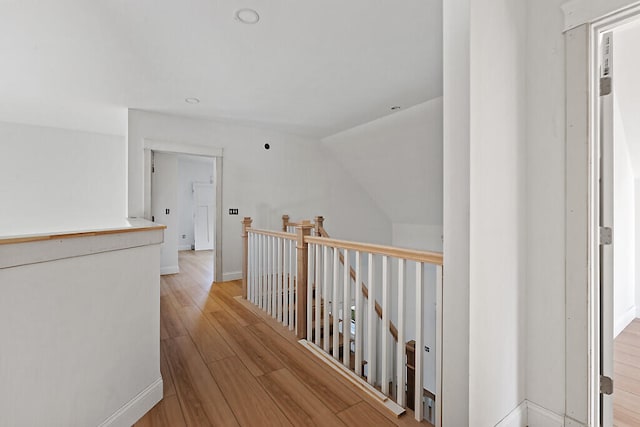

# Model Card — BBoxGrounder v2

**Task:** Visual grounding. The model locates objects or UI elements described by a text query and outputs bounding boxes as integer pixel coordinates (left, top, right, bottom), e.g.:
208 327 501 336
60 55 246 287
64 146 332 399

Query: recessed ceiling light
185 97 200 104
391 106 401 110
235 8 260 24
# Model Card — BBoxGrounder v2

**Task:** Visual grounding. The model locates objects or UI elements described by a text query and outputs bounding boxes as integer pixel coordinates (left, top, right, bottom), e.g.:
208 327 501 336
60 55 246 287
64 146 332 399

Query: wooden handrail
247 227 296 240
305 235 443 265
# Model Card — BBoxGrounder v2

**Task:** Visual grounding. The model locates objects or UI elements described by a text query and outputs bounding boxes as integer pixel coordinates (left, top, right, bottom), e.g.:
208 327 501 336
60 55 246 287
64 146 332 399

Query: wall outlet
229 208 239 215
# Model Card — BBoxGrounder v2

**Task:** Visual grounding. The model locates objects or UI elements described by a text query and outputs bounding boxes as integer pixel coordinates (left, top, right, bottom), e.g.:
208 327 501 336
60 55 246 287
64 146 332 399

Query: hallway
135 251 427 426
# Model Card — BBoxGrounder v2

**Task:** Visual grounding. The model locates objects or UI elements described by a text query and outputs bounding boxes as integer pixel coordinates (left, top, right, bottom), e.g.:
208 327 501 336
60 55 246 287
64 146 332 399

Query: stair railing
242 216 443 425
242 217 312 336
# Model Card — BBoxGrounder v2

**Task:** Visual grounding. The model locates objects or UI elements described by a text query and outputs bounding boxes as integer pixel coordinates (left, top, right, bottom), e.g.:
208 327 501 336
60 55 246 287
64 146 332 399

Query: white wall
0 121 126 235
445 2 528 426
128 110 391 280
613 97 636 337
468 1 527 426
442 0 471 424
322 99 443 253
0 227 162 427
392 224 442 253
525 0 569 420
178 156 215 250
322 98 443 228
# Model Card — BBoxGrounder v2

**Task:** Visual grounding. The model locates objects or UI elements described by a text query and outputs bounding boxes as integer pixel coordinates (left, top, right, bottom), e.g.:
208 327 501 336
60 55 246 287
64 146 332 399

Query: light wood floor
135 250 427 427
614 318 640 427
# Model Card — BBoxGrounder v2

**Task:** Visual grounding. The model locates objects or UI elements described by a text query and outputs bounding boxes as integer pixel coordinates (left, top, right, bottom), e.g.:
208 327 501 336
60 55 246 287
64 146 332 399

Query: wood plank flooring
614 318 640 427
135 250 428 426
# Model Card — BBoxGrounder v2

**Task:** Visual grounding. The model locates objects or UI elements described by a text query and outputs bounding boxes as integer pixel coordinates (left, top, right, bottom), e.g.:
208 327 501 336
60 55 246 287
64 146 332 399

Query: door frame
565 3 640 425
143 139 223 283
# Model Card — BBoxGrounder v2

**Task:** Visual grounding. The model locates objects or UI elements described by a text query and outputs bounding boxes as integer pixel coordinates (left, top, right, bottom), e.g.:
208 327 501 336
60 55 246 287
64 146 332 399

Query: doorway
604 22 640 427
583 10 640 427
145 140 223 283
151 152 217 279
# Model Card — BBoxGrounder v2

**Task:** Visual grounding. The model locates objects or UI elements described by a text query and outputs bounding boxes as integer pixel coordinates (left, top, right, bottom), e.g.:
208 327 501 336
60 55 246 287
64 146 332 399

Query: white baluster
283 238 288 326
253 233 257 304
367 253 376 385
354 251 363 377
247 233 252 303
315 244 322 346
266 236 272 315
267 236 272 315
262 234 266 310
251 233 256 304
396 258 406 407
277 237 283 323
290 239 295 332
381 255 389 395
259 234 264 310
307 243 313 339
332 247 340 359
414 262 424 421
250 233 255 303
272 236 277 318
323 245 331 353
343 249 351 368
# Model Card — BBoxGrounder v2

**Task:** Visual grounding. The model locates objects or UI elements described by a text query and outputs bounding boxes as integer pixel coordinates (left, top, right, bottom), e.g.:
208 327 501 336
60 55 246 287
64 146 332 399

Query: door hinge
600 77 612 96
600 226 612 245
600 375 613 395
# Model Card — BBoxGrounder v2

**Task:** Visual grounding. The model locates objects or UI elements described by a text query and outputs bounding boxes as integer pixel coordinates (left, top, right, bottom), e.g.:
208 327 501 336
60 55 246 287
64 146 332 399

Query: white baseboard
494 401 570 427
160 266 179 275
178 244 192 251
222 271 242 281
98 377 163 427
527 401 564 427
496 400 527 427
614 305 636 338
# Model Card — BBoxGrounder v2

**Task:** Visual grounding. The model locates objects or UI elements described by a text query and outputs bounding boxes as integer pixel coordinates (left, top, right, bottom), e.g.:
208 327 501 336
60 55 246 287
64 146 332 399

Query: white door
193 183 215 251
599 30 614 427
151 152 179 274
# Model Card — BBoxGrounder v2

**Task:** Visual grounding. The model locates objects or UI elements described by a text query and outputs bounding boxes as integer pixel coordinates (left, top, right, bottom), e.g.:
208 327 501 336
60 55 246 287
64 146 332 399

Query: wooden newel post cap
241 217 252 235
295 221 313 246
314 216 324 225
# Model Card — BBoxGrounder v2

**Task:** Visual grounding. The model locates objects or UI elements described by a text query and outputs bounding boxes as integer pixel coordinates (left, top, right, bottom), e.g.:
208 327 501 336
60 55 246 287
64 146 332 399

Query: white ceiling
615 21 640 177
0 0 442 137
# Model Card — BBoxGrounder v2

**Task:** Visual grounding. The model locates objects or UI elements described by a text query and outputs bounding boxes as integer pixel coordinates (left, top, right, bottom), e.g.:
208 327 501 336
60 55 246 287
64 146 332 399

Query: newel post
314 215 324 236
282 214 290 232
241 217 253 299
296 220 313 339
